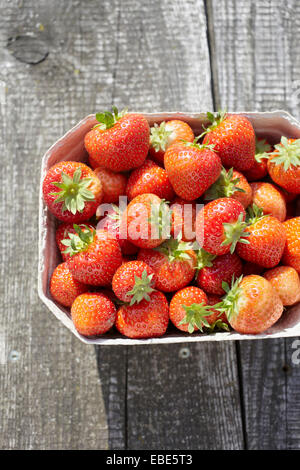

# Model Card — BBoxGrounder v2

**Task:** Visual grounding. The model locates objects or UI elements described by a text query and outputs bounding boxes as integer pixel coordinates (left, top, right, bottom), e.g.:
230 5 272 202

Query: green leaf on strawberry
150 121 173 152
94 106 127 130
61 224 95 257
270 136 300 171
155 235 193 262
195 248 216 271
222 213 250 254
179 303 214 333
255 137 272 162
216 275 243 323
126 269 155 305
205 167 246 201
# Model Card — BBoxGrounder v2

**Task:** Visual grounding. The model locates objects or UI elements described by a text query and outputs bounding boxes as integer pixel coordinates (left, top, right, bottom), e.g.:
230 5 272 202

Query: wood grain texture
207 0 300 449
110 0 244 450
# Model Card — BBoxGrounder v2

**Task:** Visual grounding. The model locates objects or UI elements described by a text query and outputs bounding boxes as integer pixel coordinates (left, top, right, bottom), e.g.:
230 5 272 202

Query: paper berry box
38 111 300 345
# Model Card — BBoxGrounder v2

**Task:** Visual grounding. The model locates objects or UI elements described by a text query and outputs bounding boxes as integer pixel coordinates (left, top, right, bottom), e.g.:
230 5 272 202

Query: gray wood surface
0 0 299 450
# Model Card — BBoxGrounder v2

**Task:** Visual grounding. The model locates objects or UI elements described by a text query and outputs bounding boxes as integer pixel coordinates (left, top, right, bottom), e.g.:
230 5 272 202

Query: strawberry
123 193 170 248
94 167 127 203
137 237 197 292
195 198 249 256
170 197 197 242
56 223 95 261
50 262 88 307
71 292 117 336
204 167 252 208
126 159 175 201
218 275 283 334
243 138 272 181
236 204 286 268
42 161 103 223
196 249 243 295
206 295 230 332
164 140 221 201
96 205 138 255
84 108 150 172
202 111 255 171
250 182 286 222
267 137 300 194
112 260 156 304
169 286 211 333
264 266 300 306
282 217 300 272
115 291 169 338
64 226 122 285
149 119 194 165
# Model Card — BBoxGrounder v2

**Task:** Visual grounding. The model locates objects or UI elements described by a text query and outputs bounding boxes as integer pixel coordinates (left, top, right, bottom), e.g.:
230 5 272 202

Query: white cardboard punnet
38 111 300 345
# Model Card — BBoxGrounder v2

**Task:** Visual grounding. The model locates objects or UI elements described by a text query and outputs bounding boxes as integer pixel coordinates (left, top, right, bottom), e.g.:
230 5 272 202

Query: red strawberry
236 204 286 268
84 108 150 172
282 217 300 272
115 291 169 338
71 292 116 336
56 223 95 261
149 120 194 165
195 198 249 256
164 140 221 201
169 286 211 333
264 266 300 306
112 260 156 304
202 112 255 171
96 205 138 255
205 167 253 208
126 159 175 201
196 249 243 295
137 237 197 292
267 137 300 194
218 275 283 334
206 295 230 332
42 161 103 223
170 197 197 242
243 138 272 181
94 167 127 203
250 182 286 222
64 226 122 285
50 262 88 307
123 193 170 249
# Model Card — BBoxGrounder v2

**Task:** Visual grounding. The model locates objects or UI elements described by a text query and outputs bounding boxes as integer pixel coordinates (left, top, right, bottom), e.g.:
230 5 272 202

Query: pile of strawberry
42 108 300 339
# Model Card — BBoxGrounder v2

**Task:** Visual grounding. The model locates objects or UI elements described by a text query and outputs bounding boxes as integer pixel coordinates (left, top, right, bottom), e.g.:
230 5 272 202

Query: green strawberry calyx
270 136 300 171
215 275 243 323
222 212 250 254
148 199 171 239
205 167 246 201
199 110 227 138
195 248 216 271
155 235 193 262
94 106 127 130
183 136 215 152
126 269 155 305
206 318 230 333
179 303 215 334
246 203 267 225
255 138 272 163
50 167 95 214
150 121 173 152
61 224 95 257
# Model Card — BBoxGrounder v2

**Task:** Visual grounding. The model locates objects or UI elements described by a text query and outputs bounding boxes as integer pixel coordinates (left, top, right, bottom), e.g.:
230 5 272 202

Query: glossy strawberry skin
244 159 268 181
84 113 150 172
50 262 88 307
282 217 300 272
196 252 243 295
264 266 300 306
170 197 197 242
149 119 194 165
56 223 95 261
43 161 103 223
137 247 197 292
164 143 222 201
203 114 255 171
250 182 286 222
169 286 208 332
115 291 169 338
112 260 156 303
267 139 300 194
66 230 122 285
96 207 138 255
195 198 246 256
229 275 283 334
71 292 117 336
236 216 286 268
94 167 127 203
126 159 175 201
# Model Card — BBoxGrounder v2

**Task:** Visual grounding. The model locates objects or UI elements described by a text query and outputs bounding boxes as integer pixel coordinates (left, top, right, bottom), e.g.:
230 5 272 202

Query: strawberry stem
179 303 215 333
94 106 127 130
205 167 245 201
270 136 300 171
126 269 155 305
61 224 95 256
215 275 243 323
150 121 173 152
222 212 250 254
155 236 193 262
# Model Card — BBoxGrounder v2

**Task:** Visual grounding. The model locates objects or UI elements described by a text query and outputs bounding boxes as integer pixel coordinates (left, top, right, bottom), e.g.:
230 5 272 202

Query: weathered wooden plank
110 0 244 450
0 0 128 450
207 0 300 449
